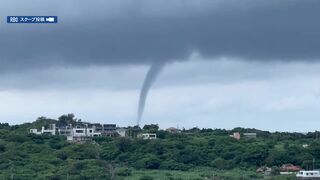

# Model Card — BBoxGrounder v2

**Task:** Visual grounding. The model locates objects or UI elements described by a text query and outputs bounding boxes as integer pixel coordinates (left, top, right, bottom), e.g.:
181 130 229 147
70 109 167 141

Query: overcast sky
0 0 320 131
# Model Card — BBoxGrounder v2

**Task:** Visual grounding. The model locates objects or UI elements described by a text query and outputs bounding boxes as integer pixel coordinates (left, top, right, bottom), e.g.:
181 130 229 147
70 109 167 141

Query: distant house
256 166 272 175
58 125 73 136
102 124 117 136
30 124 56 135
297 170 320 178
166 127 181 134
280 164 301 172
229 132 240 140
43 124 56 135
138 133 157 140
72 126 101 137
29 129 41 135
243 133 257 138
116 128 127 137
30 123 117 142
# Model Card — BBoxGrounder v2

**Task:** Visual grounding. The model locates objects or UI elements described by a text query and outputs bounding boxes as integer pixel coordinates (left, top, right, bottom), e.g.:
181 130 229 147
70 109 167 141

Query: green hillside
0 115 319 179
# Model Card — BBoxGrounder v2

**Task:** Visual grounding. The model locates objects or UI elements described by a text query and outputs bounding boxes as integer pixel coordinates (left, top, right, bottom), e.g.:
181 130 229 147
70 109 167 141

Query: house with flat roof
138 133 157 140
30 123 117 141
30 129 41 135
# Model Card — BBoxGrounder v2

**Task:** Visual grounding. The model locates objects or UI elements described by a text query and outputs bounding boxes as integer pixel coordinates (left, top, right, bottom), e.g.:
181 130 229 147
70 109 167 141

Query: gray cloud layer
1 0 320 72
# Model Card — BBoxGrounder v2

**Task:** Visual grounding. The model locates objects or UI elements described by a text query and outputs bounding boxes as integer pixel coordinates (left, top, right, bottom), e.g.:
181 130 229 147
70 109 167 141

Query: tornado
137 62 165 126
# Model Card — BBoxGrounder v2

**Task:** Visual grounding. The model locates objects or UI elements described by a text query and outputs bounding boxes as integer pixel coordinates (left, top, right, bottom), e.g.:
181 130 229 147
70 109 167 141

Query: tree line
0 115 320 179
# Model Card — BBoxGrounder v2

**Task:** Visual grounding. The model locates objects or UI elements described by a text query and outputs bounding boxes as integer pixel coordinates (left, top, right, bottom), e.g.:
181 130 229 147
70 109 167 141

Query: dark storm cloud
1 0 320 71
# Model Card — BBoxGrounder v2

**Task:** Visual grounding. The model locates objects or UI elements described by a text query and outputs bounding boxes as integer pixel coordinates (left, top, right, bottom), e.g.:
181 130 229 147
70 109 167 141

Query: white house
73 128 89 137
66 127 101 142
30 123 102 141
30 129 41 135
296 170 320 178
39 124 56 135
116 128 127 137
70 127 101 141
138 133 157 140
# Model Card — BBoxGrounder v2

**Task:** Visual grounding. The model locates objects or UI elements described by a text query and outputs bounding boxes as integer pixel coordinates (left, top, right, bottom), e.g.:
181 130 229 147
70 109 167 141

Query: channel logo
7 16 58 23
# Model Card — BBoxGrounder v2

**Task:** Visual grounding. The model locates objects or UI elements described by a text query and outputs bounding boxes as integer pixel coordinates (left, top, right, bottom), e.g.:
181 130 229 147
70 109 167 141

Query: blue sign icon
7 16 58 24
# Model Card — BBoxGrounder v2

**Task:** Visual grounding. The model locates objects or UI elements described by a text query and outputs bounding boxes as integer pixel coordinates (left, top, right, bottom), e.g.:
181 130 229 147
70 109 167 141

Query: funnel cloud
1 0 320 130
137 62 165 126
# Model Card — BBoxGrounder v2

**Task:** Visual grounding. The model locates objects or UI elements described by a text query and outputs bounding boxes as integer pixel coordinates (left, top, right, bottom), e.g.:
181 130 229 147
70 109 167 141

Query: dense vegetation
0 115 320 179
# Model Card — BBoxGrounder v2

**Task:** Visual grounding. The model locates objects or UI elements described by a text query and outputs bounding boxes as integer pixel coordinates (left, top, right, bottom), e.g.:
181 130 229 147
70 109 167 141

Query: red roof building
166 127 181 134
280 164 302 172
